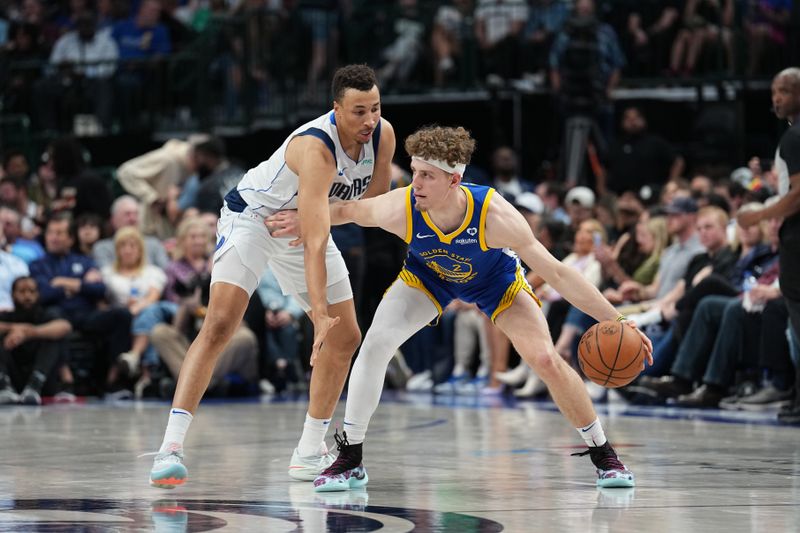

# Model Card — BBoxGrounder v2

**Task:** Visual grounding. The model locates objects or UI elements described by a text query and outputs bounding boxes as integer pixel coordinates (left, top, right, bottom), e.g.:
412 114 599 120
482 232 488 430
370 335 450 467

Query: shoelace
571 443 626 471
138 444 183 461
321 429 361 476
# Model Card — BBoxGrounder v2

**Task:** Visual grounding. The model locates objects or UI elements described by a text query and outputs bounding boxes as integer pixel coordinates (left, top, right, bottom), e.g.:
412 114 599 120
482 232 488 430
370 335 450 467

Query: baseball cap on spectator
664 196 698 214
564 186 595 208
514 192 544 214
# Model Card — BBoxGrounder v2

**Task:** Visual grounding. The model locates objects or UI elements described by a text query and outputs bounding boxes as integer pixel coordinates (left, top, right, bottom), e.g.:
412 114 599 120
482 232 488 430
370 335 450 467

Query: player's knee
328 322 362 358
360 328 395 354
200 316 238 346
526 349 559 378
341 324 362 354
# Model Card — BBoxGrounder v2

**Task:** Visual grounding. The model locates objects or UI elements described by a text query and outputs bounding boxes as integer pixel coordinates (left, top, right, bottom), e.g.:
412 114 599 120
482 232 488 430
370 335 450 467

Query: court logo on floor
0 498 504 532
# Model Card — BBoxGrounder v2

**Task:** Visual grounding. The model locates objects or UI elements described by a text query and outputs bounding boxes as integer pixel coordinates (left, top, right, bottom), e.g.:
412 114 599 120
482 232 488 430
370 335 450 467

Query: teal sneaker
149 443 188 489
150 500 188 531
313 431 368 493
572 442 635 488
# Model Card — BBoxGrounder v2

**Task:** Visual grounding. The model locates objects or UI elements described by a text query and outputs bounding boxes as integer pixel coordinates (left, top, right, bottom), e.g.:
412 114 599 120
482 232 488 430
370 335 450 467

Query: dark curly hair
331 64 378 103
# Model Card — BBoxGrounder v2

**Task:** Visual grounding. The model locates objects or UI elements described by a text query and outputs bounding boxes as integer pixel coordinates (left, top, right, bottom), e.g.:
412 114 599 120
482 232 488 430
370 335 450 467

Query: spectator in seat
0 276 72 405
605 106 685 196
431 0 475 87
474 0 528 82
0 207 45 264
116 136 202 239
256 265 304 393
74 212 104 256
744 0 793 76
0 222 30 311
29 213 133 391
111 0 172 129
93 195 170 269
100 226 167 380
35 12 119 133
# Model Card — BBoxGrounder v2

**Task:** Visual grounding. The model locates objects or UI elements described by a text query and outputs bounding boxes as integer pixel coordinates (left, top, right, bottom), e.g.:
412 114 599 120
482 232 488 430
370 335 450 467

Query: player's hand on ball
623 320 654 367
310 312 341 366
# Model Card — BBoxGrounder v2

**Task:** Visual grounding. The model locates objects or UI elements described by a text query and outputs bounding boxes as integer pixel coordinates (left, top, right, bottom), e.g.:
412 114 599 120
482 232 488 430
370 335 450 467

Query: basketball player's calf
521 344 635 488
289 320 362 481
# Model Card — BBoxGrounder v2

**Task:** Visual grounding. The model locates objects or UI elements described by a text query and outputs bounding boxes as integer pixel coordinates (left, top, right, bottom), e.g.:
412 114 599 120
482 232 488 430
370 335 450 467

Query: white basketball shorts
211 205 352 310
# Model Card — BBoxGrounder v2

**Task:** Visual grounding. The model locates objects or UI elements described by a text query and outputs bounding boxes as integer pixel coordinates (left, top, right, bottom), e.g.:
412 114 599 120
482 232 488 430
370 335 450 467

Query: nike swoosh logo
214 235 226 251
581 422 596 433
416 233 436 239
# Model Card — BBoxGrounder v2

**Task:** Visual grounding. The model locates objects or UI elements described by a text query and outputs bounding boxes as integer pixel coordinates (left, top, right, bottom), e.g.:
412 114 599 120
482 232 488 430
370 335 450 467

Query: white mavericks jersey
224 111 382 214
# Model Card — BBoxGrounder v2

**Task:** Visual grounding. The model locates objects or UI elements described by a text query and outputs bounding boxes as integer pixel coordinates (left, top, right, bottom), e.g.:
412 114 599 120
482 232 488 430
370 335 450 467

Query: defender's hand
265 210 303 247
309 312 340 366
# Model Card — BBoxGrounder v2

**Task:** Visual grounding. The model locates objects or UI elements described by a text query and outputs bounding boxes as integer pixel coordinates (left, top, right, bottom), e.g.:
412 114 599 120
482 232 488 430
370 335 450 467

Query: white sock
160 408 193 451
297 413 330 457
342 419 368 444
576 417 607 448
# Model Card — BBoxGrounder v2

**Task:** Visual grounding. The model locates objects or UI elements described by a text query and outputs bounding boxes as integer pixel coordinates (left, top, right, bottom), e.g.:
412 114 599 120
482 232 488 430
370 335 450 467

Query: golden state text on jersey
398 183 539 322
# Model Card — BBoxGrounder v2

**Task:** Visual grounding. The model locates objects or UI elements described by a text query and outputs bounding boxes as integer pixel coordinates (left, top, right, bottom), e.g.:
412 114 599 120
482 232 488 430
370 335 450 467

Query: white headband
412 156 466 176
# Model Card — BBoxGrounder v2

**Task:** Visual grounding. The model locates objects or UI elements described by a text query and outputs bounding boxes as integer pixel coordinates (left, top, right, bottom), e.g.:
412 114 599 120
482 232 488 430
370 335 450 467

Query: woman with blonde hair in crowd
603 215 669 304
101 226 167 390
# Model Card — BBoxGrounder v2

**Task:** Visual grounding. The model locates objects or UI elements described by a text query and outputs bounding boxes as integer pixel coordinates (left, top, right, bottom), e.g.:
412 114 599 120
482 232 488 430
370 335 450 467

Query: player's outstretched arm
330 186 409 240
362 118 397 198
487 198 619 322
484 193 653 360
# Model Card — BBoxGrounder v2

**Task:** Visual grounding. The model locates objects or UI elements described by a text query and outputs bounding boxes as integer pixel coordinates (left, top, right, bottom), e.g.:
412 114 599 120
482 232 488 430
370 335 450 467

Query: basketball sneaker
149 443 188 489
150 499 188 530
289 442 336 481
572 441 635 488
313 430 368 492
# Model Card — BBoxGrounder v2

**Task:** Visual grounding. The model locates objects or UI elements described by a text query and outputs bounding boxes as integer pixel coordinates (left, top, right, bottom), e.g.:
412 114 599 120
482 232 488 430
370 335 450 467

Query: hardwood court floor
0 393 798 532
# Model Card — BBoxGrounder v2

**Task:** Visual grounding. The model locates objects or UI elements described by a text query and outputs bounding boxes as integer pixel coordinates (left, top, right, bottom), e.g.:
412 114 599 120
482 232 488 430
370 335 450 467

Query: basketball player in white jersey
148 65 396 488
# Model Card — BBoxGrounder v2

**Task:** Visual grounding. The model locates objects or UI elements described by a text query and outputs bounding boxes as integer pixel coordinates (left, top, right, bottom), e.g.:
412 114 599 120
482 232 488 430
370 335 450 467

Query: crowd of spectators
0 1 797 428
1 0 798 134
1 100 795 427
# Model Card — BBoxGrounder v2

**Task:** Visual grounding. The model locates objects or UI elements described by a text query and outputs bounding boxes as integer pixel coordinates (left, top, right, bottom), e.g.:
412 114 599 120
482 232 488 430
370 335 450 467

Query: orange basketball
577 321 644 388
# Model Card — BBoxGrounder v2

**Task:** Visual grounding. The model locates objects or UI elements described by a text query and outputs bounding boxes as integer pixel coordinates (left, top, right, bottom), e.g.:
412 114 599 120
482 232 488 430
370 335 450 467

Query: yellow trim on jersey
478 188 495 251
404 186 413 244
397 268 443 317
420 186 474 244
490 266 542 322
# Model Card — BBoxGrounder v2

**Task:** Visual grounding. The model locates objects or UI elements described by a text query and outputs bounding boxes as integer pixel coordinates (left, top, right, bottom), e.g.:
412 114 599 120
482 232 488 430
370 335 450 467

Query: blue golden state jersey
398 183 539 322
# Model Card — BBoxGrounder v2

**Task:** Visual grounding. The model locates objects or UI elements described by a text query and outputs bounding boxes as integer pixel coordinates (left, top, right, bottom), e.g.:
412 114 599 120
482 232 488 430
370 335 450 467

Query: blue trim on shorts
224 187 248 213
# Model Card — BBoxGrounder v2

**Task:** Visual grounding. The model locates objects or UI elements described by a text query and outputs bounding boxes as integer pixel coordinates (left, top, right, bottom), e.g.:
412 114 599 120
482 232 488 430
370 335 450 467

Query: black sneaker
313 430 368 493
572 441 635 488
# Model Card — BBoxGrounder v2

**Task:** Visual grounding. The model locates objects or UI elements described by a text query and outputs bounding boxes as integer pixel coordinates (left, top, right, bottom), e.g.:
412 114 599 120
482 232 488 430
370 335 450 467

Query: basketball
578 321 644 388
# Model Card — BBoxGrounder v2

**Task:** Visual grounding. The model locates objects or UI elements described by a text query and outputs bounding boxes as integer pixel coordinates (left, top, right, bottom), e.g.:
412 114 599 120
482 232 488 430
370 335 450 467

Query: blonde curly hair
404 126 476 169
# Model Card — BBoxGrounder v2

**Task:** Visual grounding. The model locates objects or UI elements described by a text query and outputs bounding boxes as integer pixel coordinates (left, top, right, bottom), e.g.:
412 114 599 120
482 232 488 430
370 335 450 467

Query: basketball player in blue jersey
307 126 653 490
148 65 397 488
